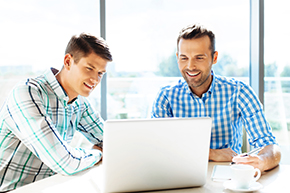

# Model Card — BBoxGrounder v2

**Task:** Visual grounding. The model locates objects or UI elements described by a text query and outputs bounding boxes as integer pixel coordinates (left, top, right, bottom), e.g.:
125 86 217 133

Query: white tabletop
9 162 290 193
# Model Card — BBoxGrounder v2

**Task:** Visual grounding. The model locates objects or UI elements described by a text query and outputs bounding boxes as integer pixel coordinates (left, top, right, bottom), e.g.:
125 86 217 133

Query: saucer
223 181 263 192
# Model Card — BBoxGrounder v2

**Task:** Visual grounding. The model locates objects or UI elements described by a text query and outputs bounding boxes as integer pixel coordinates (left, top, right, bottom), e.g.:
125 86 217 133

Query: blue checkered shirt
0 68 103 191
151 72 277 154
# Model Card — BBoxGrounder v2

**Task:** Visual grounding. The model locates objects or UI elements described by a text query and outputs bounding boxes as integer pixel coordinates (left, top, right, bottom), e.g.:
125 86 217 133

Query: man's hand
232 144 281 172
92 145 103 164
209 148 238 162
92 144 103 152
232 154 263 171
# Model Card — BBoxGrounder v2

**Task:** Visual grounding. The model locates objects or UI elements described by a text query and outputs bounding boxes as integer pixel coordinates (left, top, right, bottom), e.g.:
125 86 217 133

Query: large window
264 0 290 162
0 0 250 120
106 0 249 119
0 0 101 112
0 0 102 148
2 1 289 156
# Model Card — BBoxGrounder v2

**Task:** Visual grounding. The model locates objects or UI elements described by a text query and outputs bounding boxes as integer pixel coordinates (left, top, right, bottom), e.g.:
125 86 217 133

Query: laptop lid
102 117 212 193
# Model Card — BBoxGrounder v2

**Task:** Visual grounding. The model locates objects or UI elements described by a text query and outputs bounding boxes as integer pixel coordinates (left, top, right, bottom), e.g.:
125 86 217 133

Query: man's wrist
92 144 103 152
209 148 214 161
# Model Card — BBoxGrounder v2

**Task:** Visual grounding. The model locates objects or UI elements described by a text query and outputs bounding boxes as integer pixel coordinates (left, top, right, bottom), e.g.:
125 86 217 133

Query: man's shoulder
214 75 249 89
22 68 57 92
9 75 51 101
20 75 48 91
160 79 187 91
156 79 189 97
27 75 47 86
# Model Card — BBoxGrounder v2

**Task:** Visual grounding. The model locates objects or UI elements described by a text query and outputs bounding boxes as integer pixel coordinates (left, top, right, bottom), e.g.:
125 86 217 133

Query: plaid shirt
151 71 277 154
0 68 103 191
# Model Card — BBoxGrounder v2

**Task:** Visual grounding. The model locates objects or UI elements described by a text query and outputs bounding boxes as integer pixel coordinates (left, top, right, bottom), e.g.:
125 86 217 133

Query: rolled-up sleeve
238 84 277 148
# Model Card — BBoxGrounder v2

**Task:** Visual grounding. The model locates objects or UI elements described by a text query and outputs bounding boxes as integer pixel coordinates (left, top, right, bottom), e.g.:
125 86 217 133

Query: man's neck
55 69 76 103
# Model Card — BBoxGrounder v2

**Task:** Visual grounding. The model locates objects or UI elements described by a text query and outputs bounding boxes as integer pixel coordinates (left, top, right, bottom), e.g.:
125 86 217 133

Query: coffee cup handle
253 168 261 181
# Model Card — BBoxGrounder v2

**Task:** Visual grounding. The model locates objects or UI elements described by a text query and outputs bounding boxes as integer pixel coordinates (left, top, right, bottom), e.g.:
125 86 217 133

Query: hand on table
232 144 281 173
209 148 238 162
232 154 264 172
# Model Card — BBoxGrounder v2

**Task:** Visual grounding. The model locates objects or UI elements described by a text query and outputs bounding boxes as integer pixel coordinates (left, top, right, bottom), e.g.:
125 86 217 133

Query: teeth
187 72 199 76
84 82 93 88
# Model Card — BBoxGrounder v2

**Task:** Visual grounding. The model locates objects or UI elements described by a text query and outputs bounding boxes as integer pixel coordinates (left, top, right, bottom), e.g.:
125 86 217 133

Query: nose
187 59 196 70
90 77 99 87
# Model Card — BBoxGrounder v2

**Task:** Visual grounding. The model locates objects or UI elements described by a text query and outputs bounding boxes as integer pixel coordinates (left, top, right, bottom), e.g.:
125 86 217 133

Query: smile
84 82 94 89
186 71 200 77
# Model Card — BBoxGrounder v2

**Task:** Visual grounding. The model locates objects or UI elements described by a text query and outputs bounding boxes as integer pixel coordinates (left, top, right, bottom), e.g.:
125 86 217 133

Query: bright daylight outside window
0 0 101 147
264 0 290 160
106 0 249 120
0 0 101 111
2 0 288 158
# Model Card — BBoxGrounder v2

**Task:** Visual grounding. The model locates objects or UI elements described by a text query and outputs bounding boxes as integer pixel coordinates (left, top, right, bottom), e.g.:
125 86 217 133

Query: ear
176 52 179 62
212 51 218 64
63 54 73 70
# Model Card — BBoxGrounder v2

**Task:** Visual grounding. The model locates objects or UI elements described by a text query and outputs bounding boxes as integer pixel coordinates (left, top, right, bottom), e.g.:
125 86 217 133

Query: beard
182 70 211 89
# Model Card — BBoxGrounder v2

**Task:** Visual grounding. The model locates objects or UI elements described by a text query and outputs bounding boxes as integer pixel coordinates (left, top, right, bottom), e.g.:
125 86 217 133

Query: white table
10 162 290 193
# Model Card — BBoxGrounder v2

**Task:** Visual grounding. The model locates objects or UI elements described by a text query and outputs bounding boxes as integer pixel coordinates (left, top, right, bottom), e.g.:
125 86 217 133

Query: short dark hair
177 24 215 58
65 33 112 63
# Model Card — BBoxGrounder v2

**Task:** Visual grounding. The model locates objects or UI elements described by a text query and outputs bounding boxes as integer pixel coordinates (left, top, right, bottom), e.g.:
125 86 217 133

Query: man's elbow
273 144 281 165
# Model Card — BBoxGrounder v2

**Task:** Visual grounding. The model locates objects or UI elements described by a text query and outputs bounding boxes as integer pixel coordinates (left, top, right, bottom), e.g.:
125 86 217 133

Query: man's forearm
209 148 238 162
258 144 281 171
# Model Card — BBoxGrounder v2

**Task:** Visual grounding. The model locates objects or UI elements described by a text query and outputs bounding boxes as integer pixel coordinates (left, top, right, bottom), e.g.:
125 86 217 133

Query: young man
151 24 281 173
0 33 112 191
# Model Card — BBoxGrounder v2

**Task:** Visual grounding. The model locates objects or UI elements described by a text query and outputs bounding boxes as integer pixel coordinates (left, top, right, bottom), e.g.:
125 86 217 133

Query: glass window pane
0 0 101 147
0 0 101 111
106 0 249 119
265 0 290 163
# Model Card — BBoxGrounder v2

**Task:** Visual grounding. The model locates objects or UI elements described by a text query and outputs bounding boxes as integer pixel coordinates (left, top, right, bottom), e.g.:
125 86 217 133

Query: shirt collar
207 70 216 95
44 68 71 106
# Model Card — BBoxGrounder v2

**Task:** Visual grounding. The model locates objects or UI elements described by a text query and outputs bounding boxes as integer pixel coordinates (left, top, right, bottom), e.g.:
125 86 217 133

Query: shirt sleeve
77 99 104 148
151 88 174 118
6 83 101 175
238 83 278 148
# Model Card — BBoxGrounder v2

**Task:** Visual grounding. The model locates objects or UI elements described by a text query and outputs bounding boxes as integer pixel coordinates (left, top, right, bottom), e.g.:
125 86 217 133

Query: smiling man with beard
151 24 281 173
0 33 112 192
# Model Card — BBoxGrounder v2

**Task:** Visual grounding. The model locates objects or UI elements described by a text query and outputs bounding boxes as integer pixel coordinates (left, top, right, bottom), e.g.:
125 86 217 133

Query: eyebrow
87 63 106 73
87 63 96 69
179 54 188 57
196 54 206 57
179 54 206 57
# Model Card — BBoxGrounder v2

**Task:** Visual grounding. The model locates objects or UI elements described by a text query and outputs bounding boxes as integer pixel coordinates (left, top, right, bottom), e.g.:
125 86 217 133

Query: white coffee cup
230 164 261 189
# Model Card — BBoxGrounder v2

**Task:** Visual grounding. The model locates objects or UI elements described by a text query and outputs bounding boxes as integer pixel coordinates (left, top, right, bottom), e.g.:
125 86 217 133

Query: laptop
102 117 212 193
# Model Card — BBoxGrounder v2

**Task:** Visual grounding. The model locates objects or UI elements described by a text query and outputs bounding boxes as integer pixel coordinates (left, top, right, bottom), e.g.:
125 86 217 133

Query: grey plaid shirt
0 68 103 191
